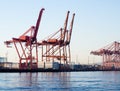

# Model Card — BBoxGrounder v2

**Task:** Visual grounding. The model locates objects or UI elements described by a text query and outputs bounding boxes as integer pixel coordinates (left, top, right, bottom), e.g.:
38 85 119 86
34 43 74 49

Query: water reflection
18 73 39 90
0 72 120 91
38 72 71 89
17 72 71 91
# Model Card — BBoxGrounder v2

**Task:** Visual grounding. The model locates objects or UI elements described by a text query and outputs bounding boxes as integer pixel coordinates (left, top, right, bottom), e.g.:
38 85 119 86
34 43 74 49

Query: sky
0 0 120 64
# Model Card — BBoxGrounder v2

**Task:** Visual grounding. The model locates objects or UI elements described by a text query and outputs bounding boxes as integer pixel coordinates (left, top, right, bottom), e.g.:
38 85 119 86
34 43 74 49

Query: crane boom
68 13 75 44
32 8 45 42
62 11 70 41
4 8 45 46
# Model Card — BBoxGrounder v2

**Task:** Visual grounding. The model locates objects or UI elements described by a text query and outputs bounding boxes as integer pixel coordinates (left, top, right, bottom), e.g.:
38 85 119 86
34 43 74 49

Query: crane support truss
12 37 38 69
38 11 75 65
90 41 120 69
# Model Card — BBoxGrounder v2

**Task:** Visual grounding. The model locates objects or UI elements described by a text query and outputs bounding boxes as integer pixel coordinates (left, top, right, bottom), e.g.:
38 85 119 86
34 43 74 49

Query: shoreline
0 68 120 73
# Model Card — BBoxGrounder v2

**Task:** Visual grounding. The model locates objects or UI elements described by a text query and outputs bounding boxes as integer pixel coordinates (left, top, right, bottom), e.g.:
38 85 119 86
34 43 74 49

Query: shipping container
11 63 19 69
38 61 45 69
45 62 59 70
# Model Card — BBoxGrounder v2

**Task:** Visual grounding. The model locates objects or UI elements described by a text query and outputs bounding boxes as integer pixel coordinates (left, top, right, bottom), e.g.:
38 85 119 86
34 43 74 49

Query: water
0 71 120 91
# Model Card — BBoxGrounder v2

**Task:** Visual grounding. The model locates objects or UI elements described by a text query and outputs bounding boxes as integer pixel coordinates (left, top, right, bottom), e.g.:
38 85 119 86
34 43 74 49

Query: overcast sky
0 0 120 64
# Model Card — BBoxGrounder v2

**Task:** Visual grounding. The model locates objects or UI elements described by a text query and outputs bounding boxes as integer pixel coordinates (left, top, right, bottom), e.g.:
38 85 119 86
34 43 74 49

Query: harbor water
0 71 120 91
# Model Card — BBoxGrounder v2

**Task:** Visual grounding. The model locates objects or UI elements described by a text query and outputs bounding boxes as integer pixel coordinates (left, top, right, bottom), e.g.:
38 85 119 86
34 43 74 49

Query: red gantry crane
90 41 120 69
38 11 75 66
4 8 45 69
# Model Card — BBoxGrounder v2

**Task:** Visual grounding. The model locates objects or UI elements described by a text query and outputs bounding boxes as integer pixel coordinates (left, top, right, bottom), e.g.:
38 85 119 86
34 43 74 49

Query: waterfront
0 72 120 91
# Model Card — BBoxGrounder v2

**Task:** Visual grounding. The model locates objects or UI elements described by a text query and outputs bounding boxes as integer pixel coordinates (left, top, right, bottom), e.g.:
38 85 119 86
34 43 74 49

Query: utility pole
88 56 89 65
